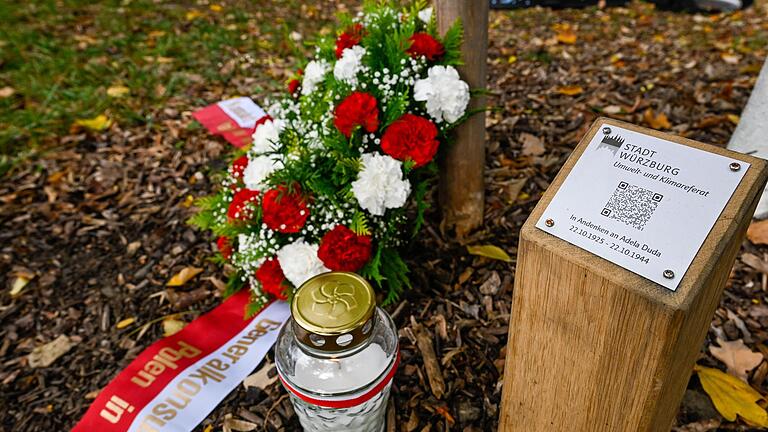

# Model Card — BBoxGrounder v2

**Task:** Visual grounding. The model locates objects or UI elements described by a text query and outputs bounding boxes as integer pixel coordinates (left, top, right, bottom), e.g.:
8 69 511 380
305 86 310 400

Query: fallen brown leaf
643 108 672 130
242 361 278 390
520 133 545 157
747 220 768 245
709 338 763 381
28 335 74 368
167 266 204 286
556 85 583 96
162 318 186 337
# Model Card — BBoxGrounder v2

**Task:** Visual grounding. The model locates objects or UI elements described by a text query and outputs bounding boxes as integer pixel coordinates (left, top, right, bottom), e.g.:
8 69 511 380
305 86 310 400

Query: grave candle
275 272 399 432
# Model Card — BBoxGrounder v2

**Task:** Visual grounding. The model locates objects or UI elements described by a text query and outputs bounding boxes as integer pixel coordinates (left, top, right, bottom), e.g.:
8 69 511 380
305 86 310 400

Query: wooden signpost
435 0 488 237
499 118 768 431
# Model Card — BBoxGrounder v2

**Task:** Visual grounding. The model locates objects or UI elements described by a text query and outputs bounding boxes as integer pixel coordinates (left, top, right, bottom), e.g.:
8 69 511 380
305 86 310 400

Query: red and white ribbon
279 349 400 409
73 291 290 432
192 97 268 148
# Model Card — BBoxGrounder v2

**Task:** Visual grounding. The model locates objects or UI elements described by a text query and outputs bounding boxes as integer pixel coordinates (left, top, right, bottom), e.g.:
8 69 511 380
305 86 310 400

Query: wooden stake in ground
499 118 768 431
435 0 488 238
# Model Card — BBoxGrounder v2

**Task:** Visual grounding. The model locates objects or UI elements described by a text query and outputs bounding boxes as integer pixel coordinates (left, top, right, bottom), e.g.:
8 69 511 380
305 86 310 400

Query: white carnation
333 45 366 85
352 152 411 216
251 119 284 154
302 60 329 96
413 65 470 123
277 240 330 288
418 7 433 24
243 155 282 191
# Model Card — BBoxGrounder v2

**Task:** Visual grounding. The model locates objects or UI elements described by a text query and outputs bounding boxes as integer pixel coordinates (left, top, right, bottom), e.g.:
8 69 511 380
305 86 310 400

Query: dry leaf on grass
74 114 112 131
0 86 15 98
695 365 768 427
242 361 277 390
747 220 768 245
709 338 763 381
167 266 203 286
467 245 512 262
28 335 73 368
106 85 130 98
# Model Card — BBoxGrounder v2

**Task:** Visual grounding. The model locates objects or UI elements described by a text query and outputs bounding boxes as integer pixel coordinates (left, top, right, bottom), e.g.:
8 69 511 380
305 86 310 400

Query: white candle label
537 124 748 291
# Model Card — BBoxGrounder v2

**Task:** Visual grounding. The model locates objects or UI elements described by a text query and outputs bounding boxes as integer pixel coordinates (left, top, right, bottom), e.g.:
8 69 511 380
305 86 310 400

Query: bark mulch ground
2 1 768 431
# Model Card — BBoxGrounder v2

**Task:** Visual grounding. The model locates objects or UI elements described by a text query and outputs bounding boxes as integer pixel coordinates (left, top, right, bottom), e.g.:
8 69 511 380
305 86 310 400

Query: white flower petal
352 152 411 216
413 65 470 123
418 7 433 24
333 46 366 85
302 60 329 96
251 119 283 154
277 241 329 288
243 155 282 191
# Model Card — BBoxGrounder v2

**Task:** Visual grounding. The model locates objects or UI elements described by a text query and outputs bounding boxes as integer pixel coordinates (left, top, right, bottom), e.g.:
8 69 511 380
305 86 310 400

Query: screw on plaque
663 269 675 279
602 127 612 135
545 218 555 227
729 162 741 172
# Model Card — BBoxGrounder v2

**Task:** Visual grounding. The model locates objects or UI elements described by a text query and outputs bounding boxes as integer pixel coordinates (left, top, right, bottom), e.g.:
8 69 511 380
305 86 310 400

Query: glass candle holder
275 272 399 432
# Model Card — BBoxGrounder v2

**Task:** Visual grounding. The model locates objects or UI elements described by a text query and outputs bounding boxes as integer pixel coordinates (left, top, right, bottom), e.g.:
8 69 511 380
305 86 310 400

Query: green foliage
187 195 219 231
245 293 269 319
379 247 411 305
439 19 464 66
350 210 371 235
360 244 410 305
411 177 431 236
223 271 247 298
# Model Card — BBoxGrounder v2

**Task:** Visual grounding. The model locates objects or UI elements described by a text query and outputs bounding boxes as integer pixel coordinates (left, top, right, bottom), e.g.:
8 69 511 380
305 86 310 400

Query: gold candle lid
291 272 376 352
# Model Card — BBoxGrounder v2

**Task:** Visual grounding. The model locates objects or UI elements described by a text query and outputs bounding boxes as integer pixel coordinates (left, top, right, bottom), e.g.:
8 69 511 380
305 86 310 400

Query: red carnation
230 155 249 181
407 33 445 61
227 188 260 221
288 79 300 95
216 236 233 260
334 92 379 138
287 69 303 95
262 185 310 233
381 114 440 167
255 258 289 299
335 23 365 59
318 225 372 272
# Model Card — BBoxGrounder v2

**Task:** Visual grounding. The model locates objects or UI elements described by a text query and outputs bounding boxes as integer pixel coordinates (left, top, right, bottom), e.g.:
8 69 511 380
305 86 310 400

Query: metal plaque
536 125 749 290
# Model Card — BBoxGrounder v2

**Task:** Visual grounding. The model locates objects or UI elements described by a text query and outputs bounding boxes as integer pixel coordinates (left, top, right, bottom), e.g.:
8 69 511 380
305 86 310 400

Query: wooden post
499 118 768 431
435 0 488 238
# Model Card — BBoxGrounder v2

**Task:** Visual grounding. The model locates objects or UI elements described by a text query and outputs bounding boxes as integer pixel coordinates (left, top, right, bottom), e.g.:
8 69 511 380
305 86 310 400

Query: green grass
0 0 332 175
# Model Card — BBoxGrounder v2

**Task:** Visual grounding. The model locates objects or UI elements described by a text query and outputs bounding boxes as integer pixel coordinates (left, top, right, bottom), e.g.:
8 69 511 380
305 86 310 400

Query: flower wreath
192 1 473 313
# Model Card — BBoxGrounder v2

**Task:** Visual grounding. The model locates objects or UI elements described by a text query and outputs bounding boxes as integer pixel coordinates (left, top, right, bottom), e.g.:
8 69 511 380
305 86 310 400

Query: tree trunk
435 0 488 239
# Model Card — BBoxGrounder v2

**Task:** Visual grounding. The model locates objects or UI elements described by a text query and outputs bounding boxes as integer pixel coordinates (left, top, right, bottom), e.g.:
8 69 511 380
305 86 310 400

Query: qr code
600 182 663 231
